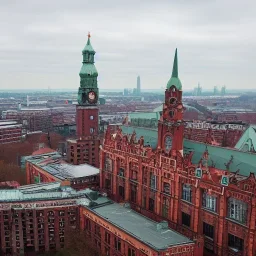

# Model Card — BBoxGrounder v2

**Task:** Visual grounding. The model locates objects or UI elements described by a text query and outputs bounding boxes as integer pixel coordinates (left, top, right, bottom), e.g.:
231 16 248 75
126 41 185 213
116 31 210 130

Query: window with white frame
182 184 192 202
228 198 247 224
90 115 94 120
202 192 217 212
90 128 94 134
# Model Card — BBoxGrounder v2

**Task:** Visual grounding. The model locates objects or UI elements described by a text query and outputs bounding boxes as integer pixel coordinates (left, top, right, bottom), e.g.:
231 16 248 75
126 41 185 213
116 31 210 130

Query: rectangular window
105 178 111 190
228 198 247 224
149 198 155 212
94 224 101 238
131 184 137 203
90 115 94 120
182 184 192 202
142 167 147 185
162 197 169 218
105 157 113 172
150 173 157 190
105 246 110 256
131 170 138 181
105 232 110 244
118 167 125 177
85 218 91 232
118 185 125 199
182 212 191 227
128 248 136 256
142 190 146 208
202 192 217 212
203 222 214 239
114 237 121 251
228 234 244 251
90 128 94 134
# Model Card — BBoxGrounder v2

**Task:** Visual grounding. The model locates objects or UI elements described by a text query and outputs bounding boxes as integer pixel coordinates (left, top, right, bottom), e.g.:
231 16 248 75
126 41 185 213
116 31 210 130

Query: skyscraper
137 75 141 95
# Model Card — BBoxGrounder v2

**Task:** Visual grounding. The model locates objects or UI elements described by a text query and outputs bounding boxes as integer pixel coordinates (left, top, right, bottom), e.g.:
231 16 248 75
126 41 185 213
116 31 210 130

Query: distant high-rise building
193 83 202 96
221 85 226 96
137 75 141 95
214 86 219 95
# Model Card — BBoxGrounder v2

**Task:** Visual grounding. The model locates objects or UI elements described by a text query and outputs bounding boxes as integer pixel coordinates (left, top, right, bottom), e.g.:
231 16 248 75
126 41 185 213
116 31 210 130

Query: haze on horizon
0 0 255 91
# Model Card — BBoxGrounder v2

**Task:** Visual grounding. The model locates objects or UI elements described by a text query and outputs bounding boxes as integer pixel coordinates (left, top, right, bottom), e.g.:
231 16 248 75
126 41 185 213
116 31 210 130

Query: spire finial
88 32 91 38
171 48 178 78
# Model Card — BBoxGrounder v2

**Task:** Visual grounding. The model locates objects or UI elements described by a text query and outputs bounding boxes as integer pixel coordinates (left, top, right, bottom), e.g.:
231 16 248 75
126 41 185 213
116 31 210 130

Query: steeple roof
167 48 182 90
82 33 95 53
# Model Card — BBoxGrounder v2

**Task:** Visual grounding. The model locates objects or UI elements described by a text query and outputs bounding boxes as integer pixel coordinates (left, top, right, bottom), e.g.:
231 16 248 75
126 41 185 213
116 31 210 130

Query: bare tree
0 163 26 185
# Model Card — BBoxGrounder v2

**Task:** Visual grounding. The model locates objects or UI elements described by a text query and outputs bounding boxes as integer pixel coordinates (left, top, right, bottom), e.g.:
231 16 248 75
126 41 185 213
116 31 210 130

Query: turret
78 33 99 105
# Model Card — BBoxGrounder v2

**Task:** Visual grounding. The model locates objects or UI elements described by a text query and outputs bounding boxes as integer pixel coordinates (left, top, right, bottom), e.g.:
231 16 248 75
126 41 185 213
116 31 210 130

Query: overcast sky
0 0 256 91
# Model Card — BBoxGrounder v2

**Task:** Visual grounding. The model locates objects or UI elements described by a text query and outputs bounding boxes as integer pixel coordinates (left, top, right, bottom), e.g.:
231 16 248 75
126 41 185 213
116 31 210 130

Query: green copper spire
172 48 178 78
78 33 99 105
167 48 182 90
82 33 95 54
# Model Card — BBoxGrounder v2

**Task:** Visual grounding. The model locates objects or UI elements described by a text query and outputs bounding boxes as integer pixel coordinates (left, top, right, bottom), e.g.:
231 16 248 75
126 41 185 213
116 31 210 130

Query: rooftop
26 152 99 180
0 121 19 126
0 181 194 250
119 125 256 177
90 202 193 250
0 182 90 204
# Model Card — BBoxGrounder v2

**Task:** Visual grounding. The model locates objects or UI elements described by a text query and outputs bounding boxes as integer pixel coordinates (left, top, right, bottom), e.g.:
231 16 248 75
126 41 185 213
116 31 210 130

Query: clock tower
158 49 184 157
67 33 100 167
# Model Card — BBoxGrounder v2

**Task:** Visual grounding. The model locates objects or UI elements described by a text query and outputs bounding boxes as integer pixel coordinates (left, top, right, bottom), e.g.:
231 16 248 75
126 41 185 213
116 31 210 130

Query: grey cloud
0 0 256 90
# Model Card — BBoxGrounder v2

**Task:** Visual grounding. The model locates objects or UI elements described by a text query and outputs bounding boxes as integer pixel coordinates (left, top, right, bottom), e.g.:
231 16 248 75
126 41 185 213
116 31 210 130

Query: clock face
164 136 172 152
169 97 177 105
88 91 96 102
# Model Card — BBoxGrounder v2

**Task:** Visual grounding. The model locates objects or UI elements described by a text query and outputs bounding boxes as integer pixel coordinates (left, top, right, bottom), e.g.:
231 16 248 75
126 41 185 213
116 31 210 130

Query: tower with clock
67 33 100 168
157 49 184 157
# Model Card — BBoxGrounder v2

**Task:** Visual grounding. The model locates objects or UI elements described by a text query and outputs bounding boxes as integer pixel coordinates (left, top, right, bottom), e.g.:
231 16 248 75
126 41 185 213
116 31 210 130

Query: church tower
67 33 100 167
157 49 184 156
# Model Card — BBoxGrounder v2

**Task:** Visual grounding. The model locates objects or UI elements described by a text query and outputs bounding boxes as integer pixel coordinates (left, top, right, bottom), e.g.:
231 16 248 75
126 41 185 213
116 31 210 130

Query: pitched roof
120 125 256 177
82 36 95 53
167 49 182 90
235 125 256 152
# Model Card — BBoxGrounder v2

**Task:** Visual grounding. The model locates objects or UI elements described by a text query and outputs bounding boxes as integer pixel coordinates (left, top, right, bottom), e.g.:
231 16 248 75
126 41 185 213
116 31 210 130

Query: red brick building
67 34 100 167
0 120 22 144
26 150 99 190
100 50 256 256
0 182 200 256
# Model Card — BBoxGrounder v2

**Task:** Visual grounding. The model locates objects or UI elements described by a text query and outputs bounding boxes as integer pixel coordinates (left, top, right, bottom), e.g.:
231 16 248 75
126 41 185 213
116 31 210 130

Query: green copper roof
235 125 256 152
167 48 182 90
82 37 95 53
129 112 159 120
79 63 98 77
120 125 256 177
91 202 193 251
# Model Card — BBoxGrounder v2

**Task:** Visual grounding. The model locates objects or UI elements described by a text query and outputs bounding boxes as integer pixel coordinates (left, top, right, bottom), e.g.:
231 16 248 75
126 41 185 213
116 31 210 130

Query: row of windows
110 180 248 225
85 219 136 255
182 216 244 252
182 184 248 224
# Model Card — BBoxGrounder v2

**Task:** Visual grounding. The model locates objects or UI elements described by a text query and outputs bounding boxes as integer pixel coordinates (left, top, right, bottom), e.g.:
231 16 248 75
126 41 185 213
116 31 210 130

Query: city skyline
0 0 256 90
